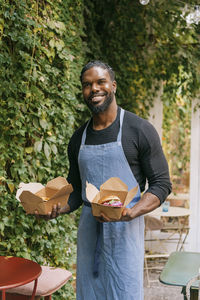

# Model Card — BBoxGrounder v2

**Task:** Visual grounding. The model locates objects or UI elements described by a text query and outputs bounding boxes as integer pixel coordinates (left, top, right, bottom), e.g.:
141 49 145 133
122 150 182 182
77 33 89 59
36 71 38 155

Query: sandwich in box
86 177 139 220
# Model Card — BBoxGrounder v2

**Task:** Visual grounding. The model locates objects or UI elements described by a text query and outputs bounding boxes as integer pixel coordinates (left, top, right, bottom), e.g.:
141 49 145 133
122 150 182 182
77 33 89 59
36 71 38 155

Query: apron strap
81 108 125 146
117 108 124 142
81 121 90 145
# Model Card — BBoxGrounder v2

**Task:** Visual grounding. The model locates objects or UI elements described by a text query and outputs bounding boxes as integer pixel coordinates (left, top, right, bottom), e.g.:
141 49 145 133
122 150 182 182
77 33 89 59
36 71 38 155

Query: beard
84 92 114 114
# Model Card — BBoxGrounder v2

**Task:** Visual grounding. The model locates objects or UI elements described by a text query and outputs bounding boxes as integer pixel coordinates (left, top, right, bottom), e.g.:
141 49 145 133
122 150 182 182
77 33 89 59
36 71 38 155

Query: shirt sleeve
67 134 83 212
139 121 172 204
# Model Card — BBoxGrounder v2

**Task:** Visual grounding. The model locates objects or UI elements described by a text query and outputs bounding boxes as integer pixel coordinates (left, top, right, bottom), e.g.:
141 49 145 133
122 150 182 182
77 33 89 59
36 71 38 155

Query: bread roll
99 195 123 207
99 195 121 204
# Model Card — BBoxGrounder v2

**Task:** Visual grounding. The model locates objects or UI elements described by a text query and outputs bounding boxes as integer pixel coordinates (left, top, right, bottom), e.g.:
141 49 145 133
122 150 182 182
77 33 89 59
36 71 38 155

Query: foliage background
83 0 199 116
83 0 199 190
0 0 199 298
0 0 86 298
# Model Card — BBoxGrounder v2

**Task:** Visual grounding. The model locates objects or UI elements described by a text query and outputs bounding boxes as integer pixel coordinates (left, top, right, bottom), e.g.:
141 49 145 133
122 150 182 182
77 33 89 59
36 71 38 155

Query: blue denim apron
76 108 144 300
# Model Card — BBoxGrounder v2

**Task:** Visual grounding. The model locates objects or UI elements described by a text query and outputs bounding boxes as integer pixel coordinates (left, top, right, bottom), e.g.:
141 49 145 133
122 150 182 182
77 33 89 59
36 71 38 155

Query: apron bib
76 108 144 300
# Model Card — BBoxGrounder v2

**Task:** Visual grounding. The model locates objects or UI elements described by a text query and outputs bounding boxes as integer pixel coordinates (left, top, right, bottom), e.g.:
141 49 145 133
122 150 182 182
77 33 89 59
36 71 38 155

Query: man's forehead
82 66 110 80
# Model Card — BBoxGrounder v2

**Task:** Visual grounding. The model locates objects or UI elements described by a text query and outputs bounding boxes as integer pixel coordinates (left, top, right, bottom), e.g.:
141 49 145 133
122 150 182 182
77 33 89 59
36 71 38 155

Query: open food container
86 177 139 220
17 176 73 215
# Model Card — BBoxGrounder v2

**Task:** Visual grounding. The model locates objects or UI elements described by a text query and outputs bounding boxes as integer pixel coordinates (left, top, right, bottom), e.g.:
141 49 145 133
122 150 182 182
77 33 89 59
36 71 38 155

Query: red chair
5 266 72 300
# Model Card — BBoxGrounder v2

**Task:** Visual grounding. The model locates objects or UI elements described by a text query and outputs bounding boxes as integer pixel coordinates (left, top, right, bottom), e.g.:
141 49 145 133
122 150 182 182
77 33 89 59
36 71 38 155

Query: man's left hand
95 208 133 222
95 192 161 222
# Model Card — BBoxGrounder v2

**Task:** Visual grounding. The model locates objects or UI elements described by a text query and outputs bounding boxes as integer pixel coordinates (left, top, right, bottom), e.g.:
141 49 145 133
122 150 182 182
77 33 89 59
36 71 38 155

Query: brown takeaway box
18 176 73 215
86 177 139 220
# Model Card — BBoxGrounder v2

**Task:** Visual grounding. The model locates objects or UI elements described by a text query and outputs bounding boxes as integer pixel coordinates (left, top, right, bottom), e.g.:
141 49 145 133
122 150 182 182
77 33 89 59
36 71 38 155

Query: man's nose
91 83 100 92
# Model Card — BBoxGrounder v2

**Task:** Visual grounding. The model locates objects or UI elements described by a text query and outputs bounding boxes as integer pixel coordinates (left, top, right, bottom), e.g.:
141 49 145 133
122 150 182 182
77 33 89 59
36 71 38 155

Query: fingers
122 208 128 217
33 203 61 220
34 210 41 220
95 215 107 223
47 211 52 219
121 215 131 222
100 213 111 222
95 217 104 223
95 208 134 223
121 208 133 221
51 204 57 218
57 202 61 214
49 203 61 219
95 213 115 223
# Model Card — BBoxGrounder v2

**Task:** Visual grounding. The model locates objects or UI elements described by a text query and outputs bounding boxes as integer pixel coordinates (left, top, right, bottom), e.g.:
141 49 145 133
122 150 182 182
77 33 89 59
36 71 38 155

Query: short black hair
80 60 115 82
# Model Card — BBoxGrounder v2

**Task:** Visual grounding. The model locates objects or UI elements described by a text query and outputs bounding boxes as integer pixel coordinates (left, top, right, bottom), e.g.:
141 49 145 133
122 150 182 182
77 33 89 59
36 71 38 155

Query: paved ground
144 278 183 300
144 258 184 300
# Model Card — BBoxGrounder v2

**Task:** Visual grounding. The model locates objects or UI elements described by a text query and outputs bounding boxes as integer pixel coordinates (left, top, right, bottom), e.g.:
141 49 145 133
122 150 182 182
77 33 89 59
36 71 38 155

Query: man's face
81 66 117 114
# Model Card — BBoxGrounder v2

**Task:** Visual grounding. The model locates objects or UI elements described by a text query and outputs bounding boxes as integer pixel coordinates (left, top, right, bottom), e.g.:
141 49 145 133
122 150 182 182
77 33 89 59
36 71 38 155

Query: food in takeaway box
99 195 123 207
41 196 50 201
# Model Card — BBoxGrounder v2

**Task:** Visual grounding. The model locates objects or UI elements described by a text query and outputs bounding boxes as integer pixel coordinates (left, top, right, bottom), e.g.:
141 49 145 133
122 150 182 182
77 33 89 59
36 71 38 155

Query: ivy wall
0 0 87 298
83 0 199 117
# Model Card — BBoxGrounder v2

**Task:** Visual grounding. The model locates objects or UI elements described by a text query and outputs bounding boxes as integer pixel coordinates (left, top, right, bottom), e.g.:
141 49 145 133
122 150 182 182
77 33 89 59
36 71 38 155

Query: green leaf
47 20 56 29
34 141 43 152
49 38 55 48
39 119 48 130
55 40 65 51
55 21 66 31
7 183 15 193
51 144 57 155
25 147 33 154
44 142 51 159
33 118 39 128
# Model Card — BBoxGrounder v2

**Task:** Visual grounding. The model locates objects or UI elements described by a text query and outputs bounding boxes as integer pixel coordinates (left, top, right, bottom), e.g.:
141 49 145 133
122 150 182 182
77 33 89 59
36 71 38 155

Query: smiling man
45 60 171 300
81 62 116 115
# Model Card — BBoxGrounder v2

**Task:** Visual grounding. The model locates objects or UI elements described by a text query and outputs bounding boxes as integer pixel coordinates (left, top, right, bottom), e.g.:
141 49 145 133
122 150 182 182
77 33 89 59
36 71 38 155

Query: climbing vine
0 0 86 298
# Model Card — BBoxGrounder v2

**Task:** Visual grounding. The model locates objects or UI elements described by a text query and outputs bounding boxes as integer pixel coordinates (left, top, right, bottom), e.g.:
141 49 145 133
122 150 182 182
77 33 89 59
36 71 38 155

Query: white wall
187 98 200 251
147 92 200 252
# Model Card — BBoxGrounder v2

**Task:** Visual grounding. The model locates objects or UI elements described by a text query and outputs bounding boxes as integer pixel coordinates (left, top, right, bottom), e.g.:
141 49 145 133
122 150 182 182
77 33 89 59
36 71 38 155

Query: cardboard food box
17 176 73 215
86 177 139 220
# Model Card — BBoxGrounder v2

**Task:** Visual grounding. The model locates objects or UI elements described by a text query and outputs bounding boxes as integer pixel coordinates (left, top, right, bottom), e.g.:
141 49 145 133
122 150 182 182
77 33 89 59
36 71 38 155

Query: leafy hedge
0 0 87 298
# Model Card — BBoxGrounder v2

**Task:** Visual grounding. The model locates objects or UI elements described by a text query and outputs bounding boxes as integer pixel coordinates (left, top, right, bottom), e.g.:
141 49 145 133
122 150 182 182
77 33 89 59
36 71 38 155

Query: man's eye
83 82 90 87
99 80 106 85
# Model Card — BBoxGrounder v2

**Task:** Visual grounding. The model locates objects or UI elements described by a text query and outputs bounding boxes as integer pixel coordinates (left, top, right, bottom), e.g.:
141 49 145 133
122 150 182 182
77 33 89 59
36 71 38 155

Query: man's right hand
34 203 70 220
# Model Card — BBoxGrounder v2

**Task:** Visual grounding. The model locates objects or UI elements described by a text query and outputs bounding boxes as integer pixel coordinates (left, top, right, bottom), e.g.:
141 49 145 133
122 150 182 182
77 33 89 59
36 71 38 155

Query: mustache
88 92 107 101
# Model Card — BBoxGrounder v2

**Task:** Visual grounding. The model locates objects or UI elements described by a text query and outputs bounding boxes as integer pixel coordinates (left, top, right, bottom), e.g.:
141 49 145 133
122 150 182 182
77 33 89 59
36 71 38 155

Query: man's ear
112 80 117 93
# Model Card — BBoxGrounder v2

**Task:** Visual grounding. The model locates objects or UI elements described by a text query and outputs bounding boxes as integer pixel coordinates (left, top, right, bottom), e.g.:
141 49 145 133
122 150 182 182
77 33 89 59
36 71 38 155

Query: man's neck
92 101 118 131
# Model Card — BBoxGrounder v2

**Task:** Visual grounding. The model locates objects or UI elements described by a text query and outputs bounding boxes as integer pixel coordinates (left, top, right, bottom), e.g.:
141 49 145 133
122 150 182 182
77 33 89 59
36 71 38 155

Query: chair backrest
144 216 163 231
186 274 200 300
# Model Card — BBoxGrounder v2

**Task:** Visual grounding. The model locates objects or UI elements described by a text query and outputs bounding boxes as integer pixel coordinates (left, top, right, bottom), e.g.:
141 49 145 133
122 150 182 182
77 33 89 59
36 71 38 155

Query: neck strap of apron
80 108 125 145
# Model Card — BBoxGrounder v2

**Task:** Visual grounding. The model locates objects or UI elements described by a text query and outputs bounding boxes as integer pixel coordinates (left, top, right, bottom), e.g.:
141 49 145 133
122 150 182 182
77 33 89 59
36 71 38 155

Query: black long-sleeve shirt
67 106 172 212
